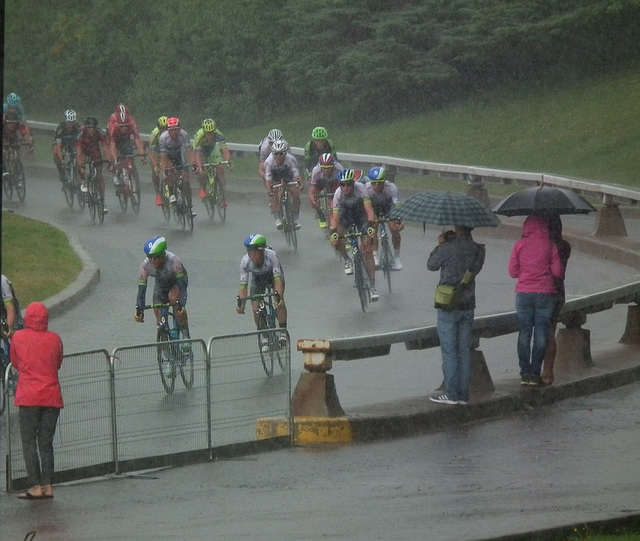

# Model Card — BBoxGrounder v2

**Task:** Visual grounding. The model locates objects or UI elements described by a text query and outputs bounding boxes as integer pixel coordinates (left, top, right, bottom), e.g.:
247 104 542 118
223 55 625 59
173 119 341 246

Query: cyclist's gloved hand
367 222 376 238
236 296 246 314
134 310 144 323
329 229 339 245
226 161 233 171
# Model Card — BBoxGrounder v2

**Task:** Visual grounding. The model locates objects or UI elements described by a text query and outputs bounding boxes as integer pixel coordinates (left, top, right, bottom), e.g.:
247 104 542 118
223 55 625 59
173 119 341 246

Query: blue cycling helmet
338 169 355 183
368 166 387 182
244 233 267 251
144 236 167 258
7 92 21 106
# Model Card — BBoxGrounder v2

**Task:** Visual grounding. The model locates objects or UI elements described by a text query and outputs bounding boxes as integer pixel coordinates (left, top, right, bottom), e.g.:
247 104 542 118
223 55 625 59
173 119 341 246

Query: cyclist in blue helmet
135 236 191 348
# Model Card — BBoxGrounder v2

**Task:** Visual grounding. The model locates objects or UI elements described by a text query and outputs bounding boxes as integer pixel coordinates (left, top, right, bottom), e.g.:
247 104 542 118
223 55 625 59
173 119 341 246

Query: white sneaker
278 333 287 348
294 220 301 230
370 288 379 302
344 260 353 275
392 257 403 271
80 182 88 193
275 218 283 230
169 194 177 204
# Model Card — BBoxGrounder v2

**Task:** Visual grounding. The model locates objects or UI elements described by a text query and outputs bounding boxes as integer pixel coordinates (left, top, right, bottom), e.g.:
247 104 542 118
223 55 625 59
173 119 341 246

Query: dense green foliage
5 0 640 127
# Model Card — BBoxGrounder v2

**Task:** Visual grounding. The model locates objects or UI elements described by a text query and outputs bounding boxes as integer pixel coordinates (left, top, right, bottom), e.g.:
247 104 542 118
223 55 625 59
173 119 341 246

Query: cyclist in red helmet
2 110 34 173
107 104 147 193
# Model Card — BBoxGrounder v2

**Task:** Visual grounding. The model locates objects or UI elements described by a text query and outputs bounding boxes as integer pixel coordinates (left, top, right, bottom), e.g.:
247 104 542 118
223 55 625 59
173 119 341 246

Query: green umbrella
391 191 500 228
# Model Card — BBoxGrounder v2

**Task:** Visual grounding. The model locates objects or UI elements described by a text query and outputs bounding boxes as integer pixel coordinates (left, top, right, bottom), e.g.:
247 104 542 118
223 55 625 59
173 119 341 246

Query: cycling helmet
368 166 386 182
244 233 267 251
5 110 19 122
84 116 99 128
319 153 335 168
202 118 216 132
167 117 180 129
64 109 77 123
271 139 288 153
144 236 167 258
116 104 130 123
6 93 21 106
311 126 328 140
157 116 168 129
267 129 283 142
338 169 355 183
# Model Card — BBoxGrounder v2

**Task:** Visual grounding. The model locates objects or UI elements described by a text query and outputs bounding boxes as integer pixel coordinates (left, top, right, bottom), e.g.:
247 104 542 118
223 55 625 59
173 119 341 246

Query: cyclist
193 118 233 202
365 166 404 271
149 116 168 206
3 92 26 122
264 139 302 230
52 109 80 185
236 234 287 349
75 116 111 211
107 104 147 194
2 110 34 175
329 169 379 301
1 274 24 339
135 236 191 358
159 117 196 214
308 152 344 229
258 128 288 180
303 126 337 177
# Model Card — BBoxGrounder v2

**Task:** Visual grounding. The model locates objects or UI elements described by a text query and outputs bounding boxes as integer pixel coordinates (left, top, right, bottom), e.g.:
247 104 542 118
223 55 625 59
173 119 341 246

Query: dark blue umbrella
493 185 596 217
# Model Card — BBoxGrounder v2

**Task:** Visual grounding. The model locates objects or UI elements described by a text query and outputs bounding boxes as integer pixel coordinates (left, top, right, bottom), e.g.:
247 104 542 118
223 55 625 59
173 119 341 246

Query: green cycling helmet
311 126 328 140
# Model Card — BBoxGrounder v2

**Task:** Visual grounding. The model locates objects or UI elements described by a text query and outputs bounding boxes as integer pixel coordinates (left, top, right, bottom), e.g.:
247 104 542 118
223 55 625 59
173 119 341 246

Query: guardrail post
466 176 491 209
592 196 627 237
620 304 640 345
292 340 345 417
555 312 594 369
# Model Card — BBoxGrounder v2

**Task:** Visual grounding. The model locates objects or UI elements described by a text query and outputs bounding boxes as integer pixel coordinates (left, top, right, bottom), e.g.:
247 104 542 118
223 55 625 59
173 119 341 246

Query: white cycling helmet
64 109 77 123
271 139 288 153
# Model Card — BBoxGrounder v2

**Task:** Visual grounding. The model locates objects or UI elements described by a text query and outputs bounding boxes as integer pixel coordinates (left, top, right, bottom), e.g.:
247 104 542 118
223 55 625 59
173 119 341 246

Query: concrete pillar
466 176 491 209
620 304 640 345
554 328 594 370
438 348 495 395
592 200 627 237
291 373 345 417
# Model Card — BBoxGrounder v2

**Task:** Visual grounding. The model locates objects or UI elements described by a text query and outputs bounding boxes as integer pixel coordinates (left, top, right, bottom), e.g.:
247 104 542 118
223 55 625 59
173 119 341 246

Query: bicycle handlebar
201 161 230 167
136 301 182 315
237 292 280 308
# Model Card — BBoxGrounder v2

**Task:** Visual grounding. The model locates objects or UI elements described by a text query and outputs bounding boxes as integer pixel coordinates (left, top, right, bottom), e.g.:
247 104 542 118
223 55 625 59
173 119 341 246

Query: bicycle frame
201 161 229 223
273 180 299 250
342 227 371 312
376 219 395 293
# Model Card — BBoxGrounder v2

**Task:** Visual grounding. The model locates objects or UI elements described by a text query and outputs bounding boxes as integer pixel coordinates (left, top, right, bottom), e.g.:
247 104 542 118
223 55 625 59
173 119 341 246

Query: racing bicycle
61 150 83 209
273 179 299 250
376 218 396 294
237 288 287 377
0 328 18 417
2 142 29 203
201 161 229 223
114 153 143 214
81 159 107 224
168 164 194 231
342 226 373 312
137 303 194 395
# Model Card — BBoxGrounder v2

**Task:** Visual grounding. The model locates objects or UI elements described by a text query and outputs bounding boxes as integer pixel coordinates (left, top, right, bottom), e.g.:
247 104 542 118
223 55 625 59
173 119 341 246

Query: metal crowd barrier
4 330 291 492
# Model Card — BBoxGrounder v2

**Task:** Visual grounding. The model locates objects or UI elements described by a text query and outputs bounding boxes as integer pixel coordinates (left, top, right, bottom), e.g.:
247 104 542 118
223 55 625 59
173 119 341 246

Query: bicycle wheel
3 170 13 200
215 182 227 223
282 197 298 250
14 160 26 202
380 236 393 294
130 168 141 214
174 186 186 230
203 190 215 220
353 251 369 313
63 163 76 207
267 309 285 372
161 189 171 222
257 311 274 377
88 192 97 221
179 349 194 389
157 328 176 395
117 172 128 212
0 363 6 416
97 196 105 224
186 201 194 232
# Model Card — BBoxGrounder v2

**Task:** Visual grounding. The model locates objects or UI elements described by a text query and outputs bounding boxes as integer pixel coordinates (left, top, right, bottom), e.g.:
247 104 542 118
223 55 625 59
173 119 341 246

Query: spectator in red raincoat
11 302 64 500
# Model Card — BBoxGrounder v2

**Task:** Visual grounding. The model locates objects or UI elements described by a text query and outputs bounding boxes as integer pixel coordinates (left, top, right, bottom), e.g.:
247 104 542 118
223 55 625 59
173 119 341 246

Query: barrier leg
592 201 627 237
437 348 495 396
554 328 594 370
620 304 640 345
291 373 345 417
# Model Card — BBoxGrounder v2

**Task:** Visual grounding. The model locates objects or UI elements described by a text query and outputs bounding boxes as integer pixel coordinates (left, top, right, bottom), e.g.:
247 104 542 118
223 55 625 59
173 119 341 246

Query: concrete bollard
592 201 627 237
620 304 640 345
554 328 594 370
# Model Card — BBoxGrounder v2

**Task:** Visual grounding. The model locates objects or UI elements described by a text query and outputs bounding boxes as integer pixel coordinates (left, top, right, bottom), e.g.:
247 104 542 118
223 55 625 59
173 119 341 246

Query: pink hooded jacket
11 302 64 408
508 214 563 294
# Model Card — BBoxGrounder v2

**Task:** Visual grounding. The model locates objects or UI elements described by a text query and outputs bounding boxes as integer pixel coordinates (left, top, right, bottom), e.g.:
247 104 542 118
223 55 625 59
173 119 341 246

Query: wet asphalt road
2 166 640 539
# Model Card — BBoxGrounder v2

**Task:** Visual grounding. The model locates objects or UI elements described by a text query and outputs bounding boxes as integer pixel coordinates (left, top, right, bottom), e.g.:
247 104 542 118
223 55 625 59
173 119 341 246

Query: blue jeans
515 293 555 378
437 309 474 402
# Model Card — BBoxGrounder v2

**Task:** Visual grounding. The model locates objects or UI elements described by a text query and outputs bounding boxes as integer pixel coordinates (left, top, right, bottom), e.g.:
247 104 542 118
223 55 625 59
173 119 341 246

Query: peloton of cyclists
307 153 344 229
52 109 80 186
304 126 337 178
149 116 169 206
159 117 196 215
263 139 302 231
329 169 379 301
75 116 112 212
365 166 404 271
135 236 191 364
107 104 147 195
193 118 233 203
236 234 287 349
3 92 27 122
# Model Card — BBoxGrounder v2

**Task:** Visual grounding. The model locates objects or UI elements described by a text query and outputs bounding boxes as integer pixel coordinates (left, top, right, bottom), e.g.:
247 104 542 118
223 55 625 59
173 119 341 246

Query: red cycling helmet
319 153 335 168
116 104 130 124
167 117 180 129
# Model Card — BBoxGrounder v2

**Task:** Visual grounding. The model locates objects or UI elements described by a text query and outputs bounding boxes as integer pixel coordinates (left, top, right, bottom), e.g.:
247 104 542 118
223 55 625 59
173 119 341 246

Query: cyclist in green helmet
304 126 337 177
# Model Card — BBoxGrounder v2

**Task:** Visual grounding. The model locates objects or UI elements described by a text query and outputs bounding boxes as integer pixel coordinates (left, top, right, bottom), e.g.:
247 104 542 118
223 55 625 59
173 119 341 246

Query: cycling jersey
149 127 162 152
365 180 400 217
75 126 109 162
193 128 228 164
137 251 188 307
264 153 300 183
239 249 284 295
1 274 24 330
3 119 29 145
54 122 80 153
159 129 192 165
332 181 371 229
309 161 344 190
107 114 141 142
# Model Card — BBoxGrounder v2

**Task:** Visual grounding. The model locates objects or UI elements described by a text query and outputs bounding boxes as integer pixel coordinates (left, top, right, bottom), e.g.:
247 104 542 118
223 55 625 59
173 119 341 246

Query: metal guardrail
26 121 640 206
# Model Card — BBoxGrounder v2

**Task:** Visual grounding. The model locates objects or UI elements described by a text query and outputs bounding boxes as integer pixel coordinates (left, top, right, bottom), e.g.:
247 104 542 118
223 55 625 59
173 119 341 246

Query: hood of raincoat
522 214 549 239
24 302 49 332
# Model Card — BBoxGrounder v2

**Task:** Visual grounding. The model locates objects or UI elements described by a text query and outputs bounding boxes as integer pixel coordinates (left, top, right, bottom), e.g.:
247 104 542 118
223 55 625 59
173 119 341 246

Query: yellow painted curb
256 417 353 444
